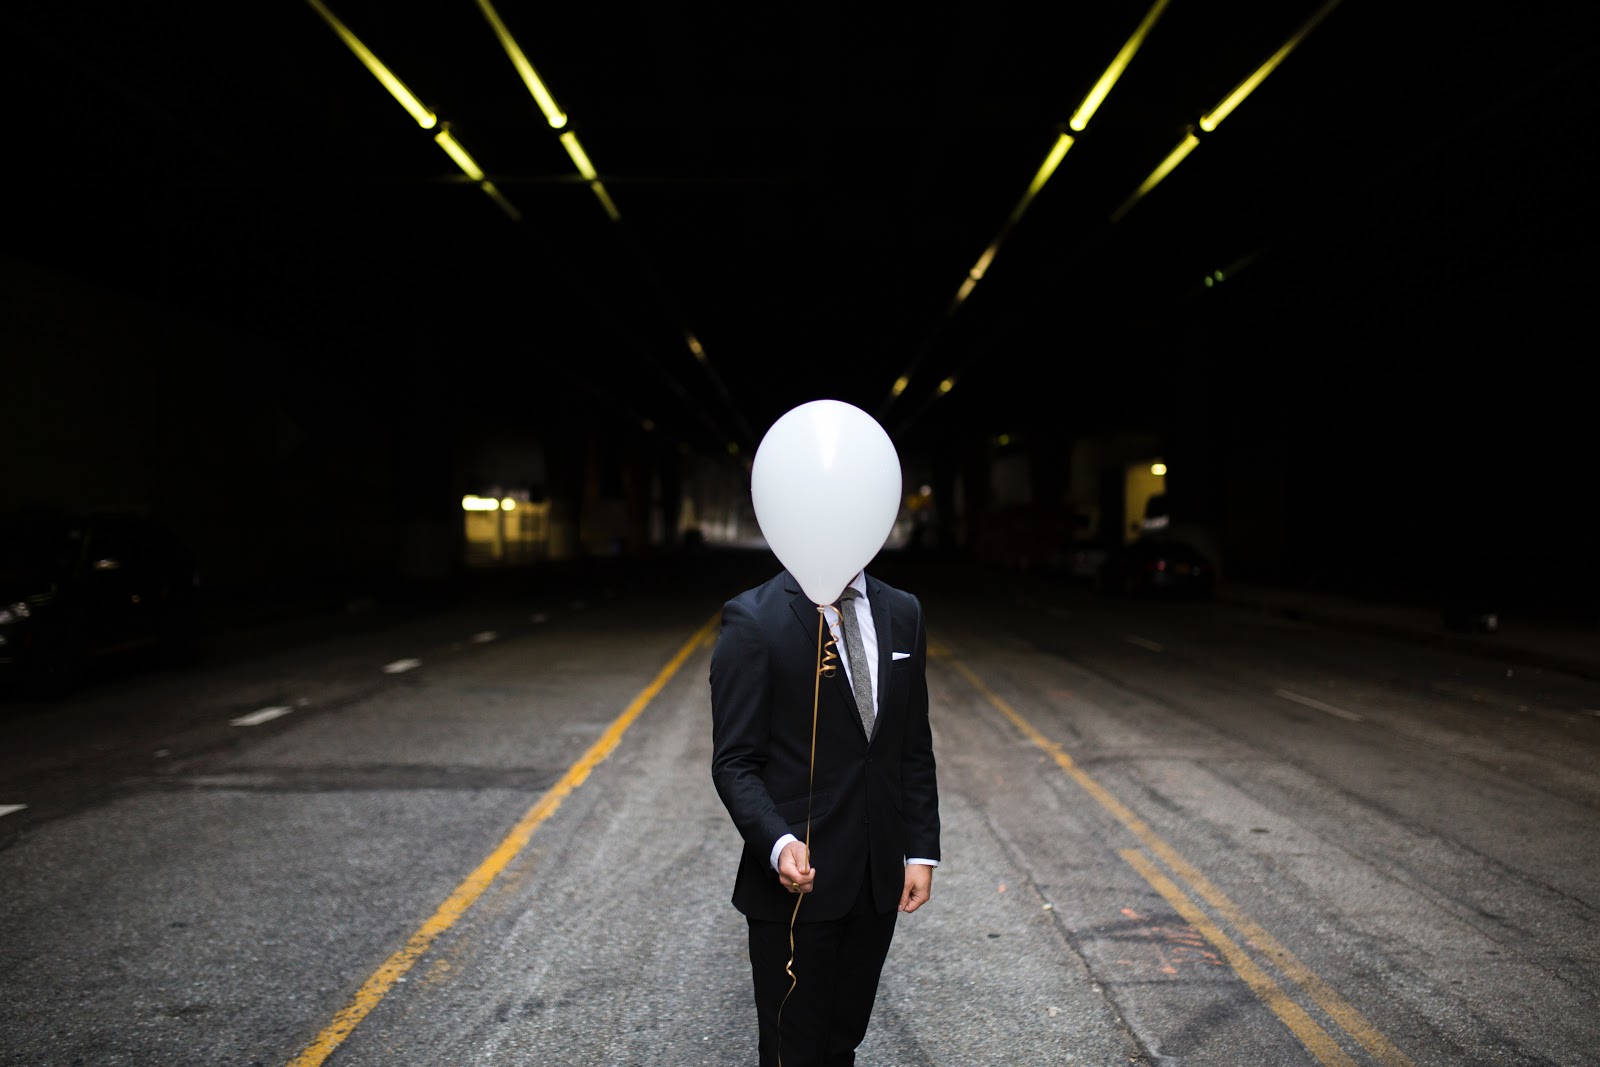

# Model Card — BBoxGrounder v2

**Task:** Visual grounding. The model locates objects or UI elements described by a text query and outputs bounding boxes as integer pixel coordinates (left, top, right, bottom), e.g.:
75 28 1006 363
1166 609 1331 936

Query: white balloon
751 399 902 606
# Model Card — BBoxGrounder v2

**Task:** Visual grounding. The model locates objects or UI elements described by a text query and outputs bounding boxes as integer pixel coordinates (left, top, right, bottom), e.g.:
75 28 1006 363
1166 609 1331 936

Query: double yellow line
945 655 1415 1067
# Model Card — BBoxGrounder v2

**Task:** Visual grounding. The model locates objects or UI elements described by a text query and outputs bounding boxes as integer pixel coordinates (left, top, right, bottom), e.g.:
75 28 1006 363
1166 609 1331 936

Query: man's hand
778 840 815 894
899 863 933 913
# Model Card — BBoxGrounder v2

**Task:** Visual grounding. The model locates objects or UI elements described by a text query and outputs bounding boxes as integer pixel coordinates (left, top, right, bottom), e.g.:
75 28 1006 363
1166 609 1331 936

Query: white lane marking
470 631 498 644
1123 634 1165 652
0 804 27 817
1274 688 1364 722
530 612 549 624
232 706 293 727
1585 710 1600 718
383 658 422 674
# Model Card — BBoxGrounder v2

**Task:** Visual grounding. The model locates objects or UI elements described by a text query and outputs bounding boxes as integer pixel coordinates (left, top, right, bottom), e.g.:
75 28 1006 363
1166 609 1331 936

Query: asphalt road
2 550 1596 1067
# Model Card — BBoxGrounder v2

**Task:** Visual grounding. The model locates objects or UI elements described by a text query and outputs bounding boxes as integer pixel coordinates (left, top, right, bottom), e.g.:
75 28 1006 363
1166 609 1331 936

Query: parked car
0 511 201 696
1094 538 1216 599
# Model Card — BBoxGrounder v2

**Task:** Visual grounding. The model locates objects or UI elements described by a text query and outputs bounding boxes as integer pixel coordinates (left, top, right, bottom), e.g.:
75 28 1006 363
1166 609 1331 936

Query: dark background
5 1 1596 614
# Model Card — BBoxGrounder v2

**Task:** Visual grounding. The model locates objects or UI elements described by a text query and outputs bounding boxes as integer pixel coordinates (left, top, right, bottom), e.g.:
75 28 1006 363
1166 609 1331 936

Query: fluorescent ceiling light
968 242 1001 282
434 127 485 181
1070 0 1171 132
559 131 597 180
1012 132 1075 223
952 129 1073 313
1111 132 1200 221
1200 0 1344 131
589 181 621 221
481 181 522 221
305 0 436 129
475 0 568 128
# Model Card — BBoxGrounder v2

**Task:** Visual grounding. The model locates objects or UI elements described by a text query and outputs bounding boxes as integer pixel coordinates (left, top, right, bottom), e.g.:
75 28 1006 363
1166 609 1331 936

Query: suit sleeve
900 593 941 862
709 597 792 856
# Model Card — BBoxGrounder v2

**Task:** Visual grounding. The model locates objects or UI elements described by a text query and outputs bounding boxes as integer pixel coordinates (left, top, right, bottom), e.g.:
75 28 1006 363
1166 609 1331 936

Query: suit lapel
784 575 858 718
865 575 893 741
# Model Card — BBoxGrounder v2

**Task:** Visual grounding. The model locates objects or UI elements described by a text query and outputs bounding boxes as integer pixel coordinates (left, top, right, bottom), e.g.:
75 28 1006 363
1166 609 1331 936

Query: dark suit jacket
710 569 940 923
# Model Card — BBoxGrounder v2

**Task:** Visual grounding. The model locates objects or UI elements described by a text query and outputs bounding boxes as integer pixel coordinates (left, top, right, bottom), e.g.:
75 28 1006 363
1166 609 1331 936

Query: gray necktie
836 587 875 738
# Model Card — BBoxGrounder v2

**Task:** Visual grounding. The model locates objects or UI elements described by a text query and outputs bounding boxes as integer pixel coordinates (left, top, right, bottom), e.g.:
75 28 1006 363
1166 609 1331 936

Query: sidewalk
1217 581 1600 682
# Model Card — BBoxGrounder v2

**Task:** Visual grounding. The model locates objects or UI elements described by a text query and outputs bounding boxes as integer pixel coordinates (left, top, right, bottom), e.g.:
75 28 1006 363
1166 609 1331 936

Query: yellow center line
947 656 1416 1067
286 611 721 1067
1122 848 1359 1067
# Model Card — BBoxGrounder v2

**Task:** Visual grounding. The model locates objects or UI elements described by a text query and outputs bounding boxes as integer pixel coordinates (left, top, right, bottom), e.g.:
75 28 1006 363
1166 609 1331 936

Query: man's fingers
899 867 933 912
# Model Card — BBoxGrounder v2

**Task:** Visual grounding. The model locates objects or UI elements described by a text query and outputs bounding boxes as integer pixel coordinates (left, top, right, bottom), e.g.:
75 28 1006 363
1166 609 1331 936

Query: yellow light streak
434 127 484 181
947 128 1074 321
589 180 621 221
686 334 707 361
304 0 436 129
1025 132 1075 201
475 0 568 128
461 495 499 511
481 181 522 222
1110 132 1200 222
968 242 1000 282
1200 0 1344 131
891 376 910 398
559 131 597 180
937 377 956 394
500 498 517 511
1135 133 1200 198
1004 131 1075 229
1070 0 1171 131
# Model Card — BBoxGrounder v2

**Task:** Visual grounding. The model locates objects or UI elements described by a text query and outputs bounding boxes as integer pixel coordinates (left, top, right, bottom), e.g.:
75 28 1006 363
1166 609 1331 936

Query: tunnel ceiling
9 2 1595 457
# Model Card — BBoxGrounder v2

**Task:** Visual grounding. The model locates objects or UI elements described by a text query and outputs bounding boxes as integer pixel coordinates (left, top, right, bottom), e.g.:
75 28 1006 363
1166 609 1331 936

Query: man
710 565 941 1066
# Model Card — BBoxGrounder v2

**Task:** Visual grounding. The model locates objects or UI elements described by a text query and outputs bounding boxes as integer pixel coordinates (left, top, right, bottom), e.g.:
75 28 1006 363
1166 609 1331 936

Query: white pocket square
892 651 911 660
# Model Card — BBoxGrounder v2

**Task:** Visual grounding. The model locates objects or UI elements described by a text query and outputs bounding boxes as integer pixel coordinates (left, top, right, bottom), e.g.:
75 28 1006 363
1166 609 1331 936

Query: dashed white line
232 706 293 727
530 612 549 624
1123 635 1165 652
470 631 498 644
1274 688 1364 722
382 658 422 674
0 804 27 818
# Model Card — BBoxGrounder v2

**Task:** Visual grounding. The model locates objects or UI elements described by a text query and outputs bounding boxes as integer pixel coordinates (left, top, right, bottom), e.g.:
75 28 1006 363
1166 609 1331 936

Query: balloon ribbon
777 606 836 1067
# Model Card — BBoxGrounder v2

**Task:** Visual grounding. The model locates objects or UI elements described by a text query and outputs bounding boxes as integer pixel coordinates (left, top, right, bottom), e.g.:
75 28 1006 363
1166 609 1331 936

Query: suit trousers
746 869 899 1067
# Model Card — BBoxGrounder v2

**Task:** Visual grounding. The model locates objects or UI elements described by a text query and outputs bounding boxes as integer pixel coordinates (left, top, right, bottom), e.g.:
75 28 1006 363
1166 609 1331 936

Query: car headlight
0 602 31 625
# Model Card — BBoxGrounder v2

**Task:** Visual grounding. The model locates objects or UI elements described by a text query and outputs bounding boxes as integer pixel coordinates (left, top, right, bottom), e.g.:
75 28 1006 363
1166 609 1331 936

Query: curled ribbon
776 607 831 1067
